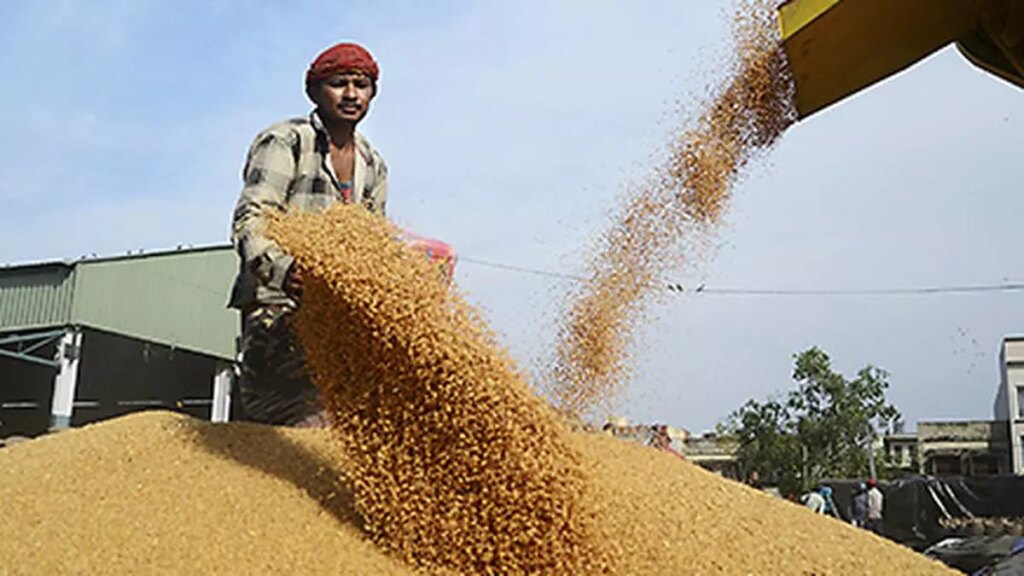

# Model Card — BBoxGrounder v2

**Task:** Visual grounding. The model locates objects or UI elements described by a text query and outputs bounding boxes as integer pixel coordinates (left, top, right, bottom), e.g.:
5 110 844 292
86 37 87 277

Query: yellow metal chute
778 0 1024 119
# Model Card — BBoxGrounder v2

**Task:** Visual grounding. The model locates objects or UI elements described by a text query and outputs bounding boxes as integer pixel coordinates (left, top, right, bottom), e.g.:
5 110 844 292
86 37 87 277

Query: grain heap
266 205 612 574
546 0 797 418
0 411 958 575
0 413 411 575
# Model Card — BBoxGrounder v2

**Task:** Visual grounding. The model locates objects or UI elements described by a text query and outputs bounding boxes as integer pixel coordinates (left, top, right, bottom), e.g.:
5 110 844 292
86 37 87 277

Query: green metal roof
0 245 238 360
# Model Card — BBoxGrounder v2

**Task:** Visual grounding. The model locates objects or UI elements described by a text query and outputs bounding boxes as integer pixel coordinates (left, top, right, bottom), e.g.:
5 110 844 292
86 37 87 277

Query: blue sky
2 1 1022 432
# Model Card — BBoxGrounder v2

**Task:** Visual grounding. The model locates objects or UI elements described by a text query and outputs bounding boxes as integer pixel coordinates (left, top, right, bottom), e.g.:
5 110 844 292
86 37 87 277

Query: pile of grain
266 205 612 574
546 0 798 418
0 412 409 575
0 411 956 574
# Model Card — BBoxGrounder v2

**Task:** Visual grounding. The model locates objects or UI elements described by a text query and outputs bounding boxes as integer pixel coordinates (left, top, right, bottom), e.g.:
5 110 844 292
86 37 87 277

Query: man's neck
323 118 357 149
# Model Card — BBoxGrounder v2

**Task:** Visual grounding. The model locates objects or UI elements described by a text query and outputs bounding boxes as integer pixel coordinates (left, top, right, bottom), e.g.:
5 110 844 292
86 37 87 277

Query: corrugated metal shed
0 246 238 360
0 265 75 330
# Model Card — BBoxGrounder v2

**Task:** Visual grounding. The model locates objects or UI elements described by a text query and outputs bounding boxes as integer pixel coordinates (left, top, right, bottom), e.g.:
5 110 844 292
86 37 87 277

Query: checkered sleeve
371 163 388 215
362 136 389 216
231 130 298 293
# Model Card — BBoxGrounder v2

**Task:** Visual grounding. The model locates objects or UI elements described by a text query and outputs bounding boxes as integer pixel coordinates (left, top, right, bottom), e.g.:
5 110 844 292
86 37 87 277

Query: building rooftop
0 244 237 360
1 244 232 271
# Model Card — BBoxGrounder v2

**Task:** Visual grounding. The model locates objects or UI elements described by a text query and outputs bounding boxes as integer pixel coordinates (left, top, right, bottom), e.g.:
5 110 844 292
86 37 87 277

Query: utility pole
867 424 877 480
801 443 809 491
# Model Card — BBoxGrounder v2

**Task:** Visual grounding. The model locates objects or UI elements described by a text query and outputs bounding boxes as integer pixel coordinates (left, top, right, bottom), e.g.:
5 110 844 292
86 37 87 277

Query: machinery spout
778 0 1024 119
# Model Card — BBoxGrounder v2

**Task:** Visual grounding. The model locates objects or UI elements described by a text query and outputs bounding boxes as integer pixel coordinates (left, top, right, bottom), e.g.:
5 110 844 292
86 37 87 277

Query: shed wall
0 266 74 331
71 249 238 360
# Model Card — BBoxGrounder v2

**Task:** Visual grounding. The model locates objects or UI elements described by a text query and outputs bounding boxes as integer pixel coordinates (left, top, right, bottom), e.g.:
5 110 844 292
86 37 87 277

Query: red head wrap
306 42 380 86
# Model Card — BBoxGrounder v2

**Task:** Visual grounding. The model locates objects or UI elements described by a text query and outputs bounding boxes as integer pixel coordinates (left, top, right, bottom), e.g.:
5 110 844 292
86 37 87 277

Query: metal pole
211 362 233 423
867 427 877 480
50 329 82 430
802 443 809 491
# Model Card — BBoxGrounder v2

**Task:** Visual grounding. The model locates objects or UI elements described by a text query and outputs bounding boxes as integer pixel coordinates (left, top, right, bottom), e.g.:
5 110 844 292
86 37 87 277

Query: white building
882 431 918 472
994 336 1024 474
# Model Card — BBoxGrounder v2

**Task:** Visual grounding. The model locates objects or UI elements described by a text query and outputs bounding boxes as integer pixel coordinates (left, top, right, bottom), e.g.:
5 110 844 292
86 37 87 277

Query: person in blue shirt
820 485 841 519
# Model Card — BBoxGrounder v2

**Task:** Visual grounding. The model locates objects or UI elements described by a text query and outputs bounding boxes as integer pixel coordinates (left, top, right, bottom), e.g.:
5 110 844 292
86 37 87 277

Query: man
648 424 670 449
800 488 826 514
800 485 839 518
820 485 840 518
228 42 388 427
850 482 868 528
865 478 884 534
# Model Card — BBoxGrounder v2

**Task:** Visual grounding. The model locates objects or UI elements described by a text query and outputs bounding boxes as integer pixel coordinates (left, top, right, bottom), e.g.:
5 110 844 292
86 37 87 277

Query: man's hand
285 264 303 299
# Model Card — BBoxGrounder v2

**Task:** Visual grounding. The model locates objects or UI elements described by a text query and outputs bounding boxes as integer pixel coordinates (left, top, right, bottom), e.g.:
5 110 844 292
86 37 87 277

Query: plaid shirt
229 111 388 309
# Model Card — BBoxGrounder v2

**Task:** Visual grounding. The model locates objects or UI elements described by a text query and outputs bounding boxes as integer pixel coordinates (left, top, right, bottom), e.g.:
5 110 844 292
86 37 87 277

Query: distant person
850 482 868 528
801 485 840 518
866 478 884 534
229 42 389 427
820 485 840 519
746 470 763 490
649 424 670 449
800 488 826 513
648 424 686 460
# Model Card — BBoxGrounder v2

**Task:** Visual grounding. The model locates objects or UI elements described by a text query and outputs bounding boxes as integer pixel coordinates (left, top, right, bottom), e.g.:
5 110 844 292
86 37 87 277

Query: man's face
310 72 375 124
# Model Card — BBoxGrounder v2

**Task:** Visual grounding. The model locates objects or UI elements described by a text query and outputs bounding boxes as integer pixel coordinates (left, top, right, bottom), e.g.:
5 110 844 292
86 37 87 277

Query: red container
398 230 457 283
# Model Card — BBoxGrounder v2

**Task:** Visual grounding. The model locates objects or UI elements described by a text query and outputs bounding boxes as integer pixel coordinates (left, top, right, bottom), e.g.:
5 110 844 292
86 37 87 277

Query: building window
1018 386 1024 419
971 455 998 476
930 455 962 476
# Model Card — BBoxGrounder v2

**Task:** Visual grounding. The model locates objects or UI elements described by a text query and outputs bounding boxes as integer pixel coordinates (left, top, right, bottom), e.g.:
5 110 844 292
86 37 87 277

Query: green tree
726 347 901 496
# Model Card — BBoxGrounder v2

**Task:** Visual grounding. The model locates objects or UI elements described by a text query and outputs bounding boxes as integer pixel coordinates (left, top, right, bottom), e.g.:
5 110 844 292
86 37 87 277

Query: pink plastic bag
397 230 457 283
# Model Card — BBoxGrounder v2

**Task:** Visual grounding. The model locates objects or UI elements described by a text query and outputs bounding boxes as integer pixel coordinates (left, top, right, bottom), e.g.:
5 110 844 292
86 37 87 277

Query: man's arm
360 136 388 216
371 173 388 216
231 130 297 294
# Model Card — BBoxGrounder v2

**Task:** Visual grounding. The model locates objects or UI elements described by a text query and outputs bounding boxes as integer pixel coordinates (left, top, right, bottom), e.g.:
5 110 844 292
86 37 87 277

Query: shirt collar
310 109 328 135
309 109 366 158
